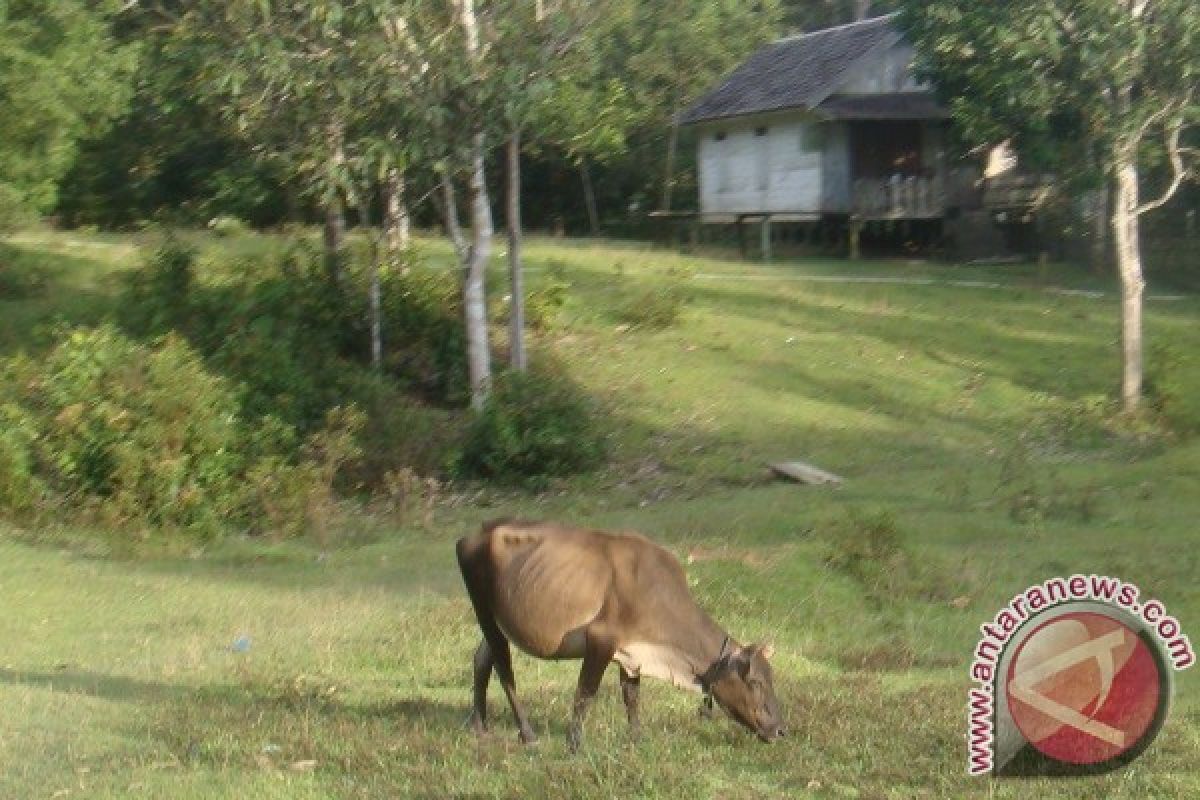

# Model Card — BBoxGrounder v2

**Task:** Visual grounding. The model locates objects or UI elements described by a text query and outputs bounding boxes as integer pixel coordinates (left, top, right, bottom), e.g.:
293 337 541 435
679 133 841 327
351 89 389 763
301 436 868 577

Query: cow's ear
732 646 753 679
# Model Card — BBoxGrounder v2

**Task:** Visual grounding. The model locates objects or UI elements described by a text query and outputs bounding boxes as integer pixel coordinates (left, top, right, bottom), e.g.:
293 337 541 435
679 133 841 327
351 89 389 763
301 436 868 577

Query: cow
455 519 786 751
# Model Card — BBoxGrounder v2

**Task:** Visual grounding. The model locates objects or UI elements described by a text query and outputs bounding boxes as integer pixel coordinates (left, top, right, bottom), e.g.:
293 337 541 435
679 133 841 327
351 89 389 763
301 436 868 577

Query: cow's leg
456 537 537 744
619 666 641 739
469 638 492 734
490 634 537 744
567 629 617 753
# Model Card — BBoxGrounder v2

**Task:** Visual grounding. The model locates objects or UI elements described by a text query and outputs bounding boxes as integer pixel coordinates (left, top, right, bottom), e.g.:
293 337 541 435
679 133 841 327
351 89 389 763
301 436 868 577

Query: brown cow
455 519 785 751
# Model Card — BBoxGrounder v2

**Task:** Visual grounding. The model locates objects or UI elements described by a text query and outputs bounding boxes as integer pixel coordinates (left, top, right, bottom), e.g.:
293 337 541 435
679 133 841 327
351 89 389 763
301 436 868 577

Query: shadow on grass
0 666 186 703
0 242 130 355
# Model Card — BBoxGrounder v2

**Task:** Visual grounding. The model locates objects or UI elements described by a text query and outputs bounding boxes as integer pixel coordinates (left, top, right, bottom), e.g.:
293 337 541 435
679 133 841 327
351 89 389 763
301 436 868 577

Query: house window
754 126 768 136
714 131 727 141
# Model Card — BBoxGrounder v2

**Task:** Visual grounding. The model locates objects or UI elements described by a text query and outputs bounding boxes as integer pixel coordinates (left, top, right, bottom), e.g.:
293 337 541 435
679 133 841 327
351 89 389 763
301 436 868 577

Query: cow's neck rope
698 634 732 706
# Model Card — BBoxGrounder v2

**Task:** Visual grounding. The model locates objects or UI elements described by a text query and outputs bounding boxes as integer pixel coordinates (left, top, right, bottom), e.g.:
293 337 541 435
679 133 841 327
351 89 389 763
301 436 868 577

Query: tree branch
1135 116 1193 216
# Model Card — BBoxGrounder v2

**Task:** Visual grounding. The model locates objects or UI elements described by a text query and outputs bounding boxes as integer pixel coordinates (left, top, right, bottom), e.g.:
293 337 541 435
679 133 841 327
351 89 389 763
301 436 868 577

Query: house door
851 121 922 178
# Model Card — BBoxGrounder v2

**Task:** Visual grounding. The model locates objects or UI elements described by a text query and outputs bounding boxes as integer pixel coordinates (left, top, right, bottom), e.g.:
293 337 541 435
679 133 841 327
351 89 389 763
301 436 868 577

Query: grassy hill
2 228 1199 798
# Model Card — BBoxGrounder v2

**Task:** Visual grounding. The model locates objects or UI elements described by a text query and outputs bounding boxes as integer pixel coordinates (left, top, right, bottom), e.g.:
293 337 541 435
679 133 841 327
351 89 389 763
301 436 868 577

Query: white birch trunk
463 132 493 410
455 0 493 409
1112 154 1144 413
385 167 411 253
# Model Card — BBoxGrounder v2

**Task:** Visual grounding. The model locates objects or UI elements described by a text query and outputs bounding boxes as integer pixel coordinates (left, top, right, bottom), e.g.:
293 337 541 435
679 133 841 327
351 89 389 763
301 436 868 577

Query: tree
782 0 896 32
0 0 136 227
180 1 377 284
623 0 781 211
492 0 605 371
898 1 1198 412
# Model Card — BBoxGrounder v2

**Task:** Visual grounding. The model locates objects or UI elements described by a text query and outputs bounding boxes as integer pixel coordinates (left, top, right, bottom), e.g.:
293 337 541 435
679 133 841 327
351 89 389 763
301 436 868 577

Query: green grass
2 227 1200 798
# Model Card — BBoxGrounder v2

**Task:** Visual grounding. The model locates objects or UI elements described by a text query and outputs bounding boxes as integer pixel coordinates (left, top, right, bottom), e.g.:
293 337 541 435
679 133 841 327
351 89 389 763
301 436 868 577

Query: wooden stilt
848 217 862 260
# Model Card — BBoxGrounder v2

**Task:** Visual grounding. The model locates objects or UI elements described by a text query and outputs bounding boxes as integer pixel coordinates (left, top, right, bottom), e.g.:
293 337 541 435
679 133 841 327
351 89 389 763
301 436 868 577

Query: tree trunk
853 0 871 21
323 122 348 286
441 173 468 264
580 159 600 235
463 131 493 410
360 198 383 371
662 102 680 212
1111 152 1144 413
1091 185 1109 275
507 131 527 372
384 167 411 253
322 196 346 286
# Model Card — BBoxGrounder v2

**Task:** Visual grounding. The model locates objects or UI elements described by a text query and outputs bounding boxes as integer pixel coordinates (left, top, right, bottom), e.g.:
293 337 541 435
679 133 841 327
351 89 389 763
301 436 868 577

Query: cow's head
708 643 785 742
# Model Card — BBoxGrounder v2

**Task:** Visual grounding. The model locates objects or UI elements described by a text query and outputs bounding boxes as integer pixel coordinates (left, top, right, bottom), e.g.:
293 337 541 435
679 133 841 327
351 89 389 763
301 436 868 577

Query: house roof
815 92 948 121
679 14 939 125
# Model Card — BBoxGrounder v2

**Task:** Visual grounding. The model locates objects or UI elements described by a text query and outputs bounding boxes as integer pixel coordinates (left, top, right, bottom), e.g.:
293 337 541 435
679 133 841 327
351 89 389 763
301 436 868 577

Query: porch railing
852 174 945 219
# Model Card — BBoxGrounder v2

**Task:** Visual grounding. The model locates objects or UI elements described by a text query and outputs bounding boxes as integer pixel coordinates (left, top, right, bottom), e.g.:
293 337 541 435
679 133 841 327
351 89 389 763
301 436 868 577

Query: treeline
19 2 897 238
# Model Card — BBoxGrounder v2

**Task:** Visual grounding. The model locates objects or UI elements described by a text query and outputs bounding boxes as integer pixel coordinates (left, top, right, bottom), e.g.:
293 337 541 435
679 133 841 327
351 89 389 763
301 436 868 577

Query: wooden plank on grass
770 460 844 486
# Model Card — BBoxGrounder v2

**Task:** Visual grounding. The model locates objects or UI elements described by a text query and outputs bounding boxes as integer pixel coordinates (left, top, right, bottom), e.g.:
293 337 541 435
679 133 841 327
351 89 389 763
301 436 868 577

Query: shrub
377 264 469 406
457 368 607 485
121 234 196 335
525 280 570 331
0 400 44 511
0 325 347 539
1146 342 1196 434
612 277 689 330
821 511 960 607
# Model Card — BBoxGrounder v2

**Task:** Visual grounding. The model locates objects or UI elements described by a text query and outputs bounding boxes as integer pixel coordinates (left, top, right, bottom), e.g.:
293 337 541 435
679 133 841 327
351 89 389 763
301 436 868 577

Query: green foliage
0 400 43 512
612 276 690 330
821 511 959 607
526 279 570 331
1146 342 1197 434
116 236 466 496
122 235 196 333
0 326 319 538
897 1 1199 175
375 264 469 406
0 0 137 225
457 367 607 485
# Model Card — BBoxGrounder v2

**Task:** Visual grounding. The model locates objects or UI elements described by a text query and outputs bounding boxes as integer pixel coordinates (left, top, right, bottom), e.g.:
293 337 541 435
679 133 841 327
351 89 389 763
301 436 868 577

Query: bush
457 368 607 485
376 264 469 406
821 511 960 607
0 326 350 539
0 401 44 511
612 276 689 330
121 234 196 335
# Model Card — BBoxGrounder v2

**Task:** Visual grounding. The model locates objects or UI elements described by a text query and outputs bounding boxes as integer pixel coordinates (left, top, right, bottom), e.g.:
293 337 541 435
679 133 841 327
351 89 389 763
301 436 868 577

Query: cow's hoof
468 713 489 736
566 727 582 754
518 727 539 746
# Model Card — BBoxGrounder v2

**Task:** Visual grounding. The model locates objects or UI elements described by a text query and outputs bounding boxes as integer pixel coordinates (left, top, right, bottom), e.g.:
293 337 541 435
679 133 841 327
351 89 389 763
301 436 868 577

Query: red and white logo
1006 611 1162 766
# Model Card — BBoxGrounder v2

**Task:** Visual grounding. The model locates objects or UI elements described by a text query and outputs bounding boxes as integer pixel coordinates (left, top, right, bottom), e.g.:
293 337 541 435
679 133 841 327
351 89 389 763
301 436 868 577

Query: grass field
2 228 1199 798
